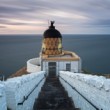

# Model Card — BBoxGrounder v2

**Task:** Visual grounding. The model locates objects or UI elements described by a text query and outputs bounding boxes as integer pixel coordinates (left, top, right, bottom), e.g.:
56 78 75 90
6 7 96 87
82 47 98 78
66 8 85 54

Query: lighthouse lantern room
42 21 62 55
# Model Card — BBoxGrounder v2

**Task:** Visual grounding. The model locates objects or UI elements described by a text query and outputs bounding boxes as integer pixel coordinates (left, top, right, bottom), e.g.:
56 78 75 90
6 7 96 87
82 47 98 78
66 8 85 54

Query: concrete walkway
33 75 79 110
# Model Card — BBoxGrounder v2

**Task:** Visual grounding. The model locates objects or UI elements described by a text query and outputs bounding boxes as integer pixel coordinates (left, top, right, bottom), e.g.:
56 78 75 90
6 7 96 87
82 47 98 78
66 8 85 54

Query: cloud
0 26 6 28
87 19 110 27
0 0 110 34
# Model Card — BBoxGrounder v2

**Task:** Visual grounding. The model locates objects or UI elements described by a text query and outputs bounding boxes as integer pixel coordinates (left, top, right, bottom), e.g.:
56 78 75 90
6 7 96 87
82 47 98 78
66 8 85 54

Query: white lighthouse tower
27 21 81 75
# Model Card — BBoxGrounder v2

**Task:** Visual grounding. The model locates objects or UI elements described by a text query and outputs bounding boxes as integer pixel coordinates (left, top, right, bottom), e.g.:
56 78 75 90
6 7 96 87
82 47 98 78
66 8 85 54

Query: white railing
4 71 45 110
59 71 110 110
27 58 41 73
0 83 7 110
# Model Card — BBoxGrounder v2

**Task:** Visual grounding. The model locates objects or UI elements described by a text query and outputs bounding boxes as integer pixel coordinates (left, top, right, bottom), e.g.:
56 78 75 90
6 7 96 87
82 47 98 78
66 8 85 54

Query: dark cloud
85 18 110 27
0 26 6 28
0 0 110 34
0 0 110 22
0 6 26 13
0 0 54 24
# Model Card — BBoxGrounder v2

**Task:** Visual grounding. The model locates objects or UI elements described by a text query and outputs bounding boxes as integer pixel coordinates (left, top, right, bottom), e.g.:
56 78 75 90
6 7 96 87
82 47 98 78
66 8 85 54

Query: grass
8 67 29 78
82 68 110 78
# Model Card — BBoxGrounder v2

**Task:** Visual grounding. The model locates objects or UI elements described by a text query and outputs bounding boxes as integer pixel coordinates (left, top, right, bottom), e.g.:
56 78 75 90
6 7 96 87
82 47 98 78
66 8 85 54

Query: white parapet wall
0 83 7 110
4 71 45 110
27 57 41 73
59 71 110 110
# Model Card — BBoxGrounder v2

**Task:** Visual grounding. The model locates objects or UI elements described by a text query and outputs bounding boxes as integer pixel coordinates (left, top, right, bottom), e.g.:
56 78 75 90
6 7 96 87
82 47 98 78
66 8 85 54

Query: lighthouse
42 21 62 55
41 21 81 76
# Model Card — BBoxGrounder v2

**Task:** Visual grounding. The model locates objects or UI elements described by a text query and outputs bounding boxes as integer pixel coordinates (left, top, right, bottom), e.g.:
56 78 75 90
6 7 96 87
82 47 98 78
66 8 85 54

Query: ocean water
0 34 110 78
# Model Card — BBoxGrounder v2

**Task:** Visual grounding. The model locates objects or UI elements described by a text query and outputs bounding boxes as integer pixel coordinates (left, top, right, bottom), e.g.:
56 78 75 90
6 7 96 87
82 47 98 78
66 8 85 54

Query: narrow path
33 75 79 110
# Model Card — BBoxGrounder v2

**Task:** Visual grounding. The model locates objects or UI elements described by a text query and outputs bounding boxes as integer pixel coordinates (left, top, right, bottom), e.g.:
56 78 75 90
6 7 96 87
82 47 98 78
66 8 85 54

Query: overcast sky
0 0 110 34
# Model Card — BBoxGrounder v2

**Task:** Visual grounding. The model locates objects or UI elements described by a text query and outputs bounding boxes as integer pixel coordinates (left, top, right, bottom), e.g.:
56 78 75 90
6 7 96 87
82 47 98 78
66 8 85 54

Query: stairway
33 74 79 110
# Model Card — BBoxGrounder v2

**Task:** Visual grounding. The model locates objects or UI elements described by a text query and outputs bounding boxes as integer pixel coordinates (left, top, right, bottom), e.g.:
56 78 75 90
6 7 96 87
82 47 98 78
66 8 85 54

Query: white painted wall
71 61 79 73
0 83 7 110
27 58 41 73
59 71 110 110
4 71 45 110
42 60 81 76
42 61 48 75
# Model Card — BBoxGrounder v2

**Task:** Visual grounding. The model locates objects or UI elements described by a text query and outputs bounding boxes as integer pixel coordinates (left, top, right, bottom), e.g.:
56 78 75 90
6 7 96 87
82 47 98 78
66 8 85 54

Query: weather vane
50 21 55 27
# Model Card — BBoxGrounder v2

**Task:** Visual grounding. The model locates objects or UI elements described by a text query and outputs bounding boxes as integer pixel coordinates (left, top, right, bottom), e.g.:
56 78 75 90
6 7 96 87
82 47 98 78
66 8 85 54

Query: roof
41 50 80 61
43 21 62 38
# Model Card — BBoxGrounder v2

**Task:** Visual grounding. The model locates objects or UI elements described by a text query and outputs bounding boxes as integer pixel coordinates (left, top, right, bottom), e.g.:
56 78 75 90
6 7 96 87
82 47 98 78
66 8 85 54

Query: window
66 63 71 71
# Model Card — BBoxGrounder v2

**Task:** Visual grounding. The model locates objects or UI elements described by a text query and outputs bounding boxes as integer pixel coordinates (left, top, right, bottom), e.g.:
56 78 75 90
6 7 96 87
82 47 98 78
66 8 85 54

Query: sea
0 34 110 78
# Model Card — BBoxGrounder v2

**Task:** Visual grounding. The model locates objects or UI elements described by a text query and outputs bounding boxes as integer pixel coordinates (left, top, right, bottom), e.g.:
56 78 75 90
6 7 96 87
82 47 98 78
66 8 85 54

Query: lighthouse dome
43 21 62 38
42 21 62 55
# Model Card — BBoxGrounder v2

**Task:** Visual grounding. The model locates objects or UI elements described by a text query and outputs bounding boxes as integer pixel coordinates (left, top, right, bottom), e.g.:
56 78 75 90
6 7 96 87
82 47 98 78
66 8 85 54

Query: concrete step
33 76 79 110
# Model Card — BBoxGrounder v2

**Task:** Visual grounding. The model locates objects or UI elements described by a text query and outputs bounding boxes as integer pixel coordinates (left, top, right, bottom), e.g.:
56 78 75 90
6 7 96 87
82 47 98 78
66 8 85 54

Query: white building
27 21 81 75
41 50 81 76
